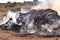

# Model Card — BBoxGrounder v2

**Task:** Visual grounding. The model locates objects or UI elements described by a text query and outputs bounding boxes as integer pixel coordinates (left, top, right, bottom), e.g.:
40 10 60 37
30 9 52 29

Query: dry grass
0 11 7 21
0 11 7 14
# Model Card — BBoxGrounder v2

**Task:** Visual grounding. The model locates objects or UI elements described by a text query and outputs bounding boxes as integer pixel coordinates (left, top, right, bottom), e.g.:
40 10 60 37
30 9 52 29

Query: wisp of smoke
31 0 52 10
20 0 53 13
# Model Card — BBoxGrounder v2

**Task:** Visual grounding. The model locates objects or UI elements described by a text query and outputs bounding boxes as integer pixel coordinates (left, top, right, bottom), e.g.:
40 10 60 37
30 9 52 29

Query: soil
0 29 59 40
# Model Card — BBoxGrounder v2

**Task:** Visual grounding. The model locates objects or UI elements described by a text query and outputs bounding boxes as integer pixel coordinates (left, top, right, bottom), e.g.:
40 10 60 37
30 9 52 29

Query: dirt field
0 12 60 40
0 29 59 40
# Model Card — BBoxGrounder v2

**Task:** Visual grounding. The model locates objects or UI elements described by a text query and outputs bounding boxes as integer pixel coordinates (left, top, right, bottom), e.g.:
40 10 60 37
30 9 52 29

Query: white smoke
51 0 60 16
20 0 53 13
31 0 53 10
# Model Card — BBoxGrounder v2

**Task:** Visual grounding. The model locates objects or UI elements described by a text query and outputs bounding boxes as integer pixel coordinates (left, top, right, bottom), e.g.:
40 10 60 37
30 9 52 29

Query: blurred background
0 0 60 20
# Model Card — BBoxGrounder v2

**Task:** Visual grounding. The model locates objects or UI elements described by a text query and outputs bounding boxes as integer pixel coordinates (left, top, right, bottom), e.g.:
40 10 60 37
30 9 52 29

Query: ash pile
0 8 60 37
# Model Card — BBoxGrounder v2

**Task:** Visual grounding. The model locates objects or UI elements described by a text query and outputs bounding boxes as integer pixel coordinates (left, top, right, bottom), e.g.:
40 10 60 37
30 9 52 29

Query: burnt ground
0 12 60 40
